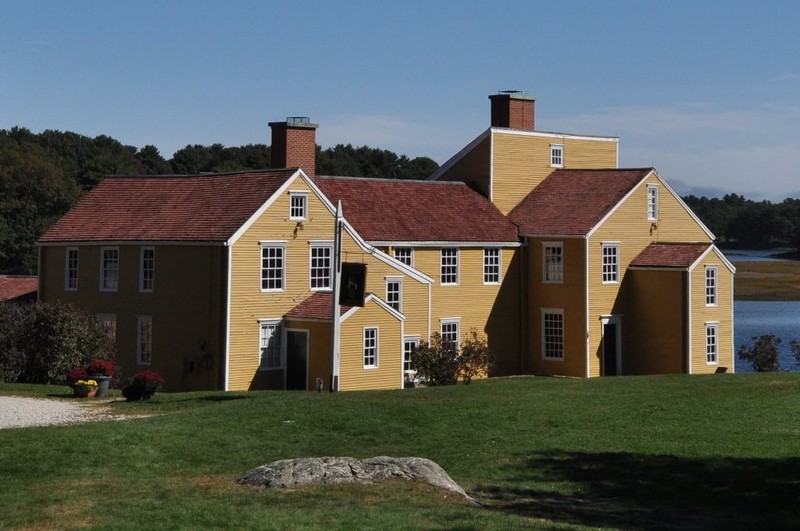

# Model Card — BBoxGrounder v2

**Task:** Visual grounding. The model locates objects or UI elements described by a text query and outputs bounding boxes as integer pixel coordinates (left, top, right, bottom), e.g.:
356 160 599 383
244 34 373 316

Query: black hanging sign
340 263 366 307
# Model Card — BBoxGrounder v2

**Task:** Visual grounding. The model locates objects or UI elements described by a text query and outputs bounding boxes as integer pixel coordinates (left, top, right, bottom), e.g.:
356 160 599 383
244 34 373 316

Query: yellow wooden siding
338 301 403 391
281 319 331 391
39 244 225 391
648 179 712 241
434 135 492 198
526 238 587 377
491 132 618 215
689 255 734 374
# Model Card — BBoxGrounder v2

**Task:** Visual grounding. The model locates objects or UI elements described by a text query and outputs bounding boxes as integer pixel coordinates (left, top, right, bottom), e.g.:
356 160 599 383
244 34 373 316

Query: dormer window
551 144 564 168
289 192 308 220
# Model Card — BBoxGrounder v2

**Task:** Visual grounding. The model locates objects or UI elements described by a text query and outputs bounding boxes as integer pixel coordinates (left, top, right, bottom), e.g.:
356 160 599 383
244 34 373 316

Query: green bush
411 328 493 386
0 301 116 384
458 329 494 384
738 334 781 372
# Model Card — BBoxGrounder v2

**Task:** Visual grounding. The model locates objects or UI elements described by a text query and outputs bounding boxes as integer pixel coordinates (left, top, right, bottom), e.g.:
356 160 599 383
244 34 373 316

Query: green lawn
2 374 799 530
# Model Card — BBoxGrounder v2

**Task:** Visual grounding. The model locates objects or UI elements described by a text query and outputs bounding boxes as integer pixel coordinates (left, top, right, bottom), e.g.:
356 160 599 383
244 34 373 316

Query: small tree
790 339 800 367
738 334 781 372
411 333 459 386
457 329 494 384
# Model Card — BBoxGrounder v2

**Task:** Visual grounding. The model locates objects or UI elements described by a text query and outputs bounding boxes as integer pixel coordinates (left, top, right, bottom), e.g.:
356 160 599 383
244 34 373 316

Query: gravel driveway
0 396 132 429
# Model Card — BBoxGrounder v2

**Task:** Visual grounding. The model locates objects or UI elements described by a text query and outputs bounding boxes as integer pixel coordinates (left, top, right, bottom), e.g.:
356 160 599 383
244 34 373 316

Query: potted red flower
66 367 89 396
122 370 164 401
87 359 114 397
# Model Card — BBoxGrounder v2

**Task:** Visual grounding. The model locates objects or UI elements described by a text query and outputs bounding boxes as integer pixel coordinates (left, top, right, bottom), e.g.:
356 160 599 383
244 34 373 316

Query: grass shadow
474 450 800 530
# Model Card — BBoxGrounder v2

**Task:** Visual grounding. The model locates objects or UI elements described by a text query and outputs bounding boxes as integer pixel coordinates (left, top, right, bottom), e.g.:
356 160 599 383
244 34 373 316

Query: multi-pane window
483 248 501 284
542 310 564 359
394 247 413 267
261 244 285 291
551 144 564 167
706 323 718 364
137 316 152 365
441 248 459 285
101 247 119 292
705 266 717 306
96 314 117 344
363 327 378 368
289 192 308 220
543 243 563 283
386 278 402 312
647 185 659 220
259 321 282 370
310 245 333 290
441 320 460 352
403 337 419 373
140 247 155 293
65 247 79 291
602 243 620 283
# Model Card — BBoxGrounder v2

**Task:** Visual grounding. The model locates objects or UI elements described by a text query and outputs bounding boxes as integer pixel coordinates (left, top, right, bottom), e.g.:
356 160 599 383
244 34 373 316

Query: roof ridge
316 175 467 186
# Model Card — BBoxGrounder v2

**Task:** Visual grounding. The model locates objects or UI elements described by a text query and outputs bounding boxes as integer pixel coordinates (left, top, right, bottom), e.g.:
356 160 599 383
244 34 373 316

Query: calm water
734 301 800 373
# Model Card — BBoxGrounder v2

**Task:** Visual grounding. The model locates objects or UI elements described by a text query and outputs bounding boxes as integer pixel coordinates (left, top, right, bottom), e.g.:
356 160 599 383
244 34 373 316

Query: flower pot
91 375 112 398
76 387 97 398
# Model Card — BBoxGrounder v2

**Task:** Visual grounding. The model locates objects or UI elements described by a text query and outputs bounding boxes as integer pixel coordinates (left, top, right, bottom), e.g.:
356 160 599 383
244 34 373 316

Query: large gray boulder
237 456 475 503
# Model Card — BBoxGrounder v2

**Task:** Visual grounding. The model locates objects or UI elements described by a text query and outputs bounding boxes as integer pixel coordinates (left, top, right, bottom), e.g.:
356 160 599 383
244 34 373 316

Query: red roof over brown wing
0 276 38 302
508 169 653 236
630 242 712 268
284 292 354 320
39 170 298 243
315 177 519 243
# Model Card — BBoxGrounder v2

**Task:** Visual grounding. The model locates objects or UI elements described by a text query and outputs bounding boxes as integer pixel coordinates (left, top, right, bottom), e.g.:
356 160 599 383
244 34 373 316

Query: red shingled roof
630 242 712 268
284 292 354 320
0 276 38 302
315 176 519 243
39 170 297 243
508 169 653 236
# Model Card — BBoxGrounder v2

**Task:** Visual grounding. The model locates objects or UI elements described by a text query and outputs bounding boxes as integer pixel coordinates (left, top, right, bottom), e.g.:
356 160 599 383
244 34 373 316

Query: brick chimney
489 91 535 131
269 117 319 178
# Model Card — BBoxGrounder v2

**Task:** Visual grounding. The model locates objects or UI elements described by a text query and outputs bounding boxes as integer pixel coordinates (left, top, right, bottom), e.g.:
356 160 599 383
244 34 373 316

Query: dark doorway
286 330 308 390
603 323 618 376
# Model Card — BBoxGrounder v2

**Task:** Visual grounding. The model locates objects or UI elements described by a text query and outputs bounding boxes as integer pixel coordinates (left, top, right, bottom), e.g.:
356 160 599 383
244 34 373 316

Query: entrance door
286 330 308 390
601 316 621 376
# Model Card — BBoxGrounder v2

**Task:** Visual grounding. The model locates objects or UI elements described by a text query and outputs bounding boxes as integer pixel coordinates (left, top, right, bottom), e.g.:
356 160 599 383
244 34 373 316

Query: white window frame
601 243 620 284
259 319 283 370
260 242 286 292
139 247 155 293
551 144 564 168
441 319 460 352
309 243 333 291
386 277 403 312
705 266 717 306
542 309 564 360
289 191 308 221
403 336 419 374
363 327 378 368
65 247 79 291
706 322 719 364
136 315 152 366
543 242 563 284
100 247 119 292
440 248 459 286
483 248 501 285
393 247 413 267
647 185 659 220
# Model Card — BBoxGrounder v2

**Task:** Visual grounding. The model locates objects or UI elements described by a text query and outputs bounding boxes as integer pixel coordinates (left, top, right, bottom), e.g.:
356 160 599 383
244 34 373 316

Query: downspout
518 238 527 373
584 236 591 378
730 271 736 373
427 282 432 342
685 269 692 374
223 244 232 391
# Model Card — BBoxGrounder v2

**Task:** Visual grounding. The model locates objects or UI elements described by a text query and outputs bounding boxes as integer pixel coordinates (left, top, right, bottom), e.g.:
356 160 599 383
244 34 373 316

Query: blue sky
2 1 799 200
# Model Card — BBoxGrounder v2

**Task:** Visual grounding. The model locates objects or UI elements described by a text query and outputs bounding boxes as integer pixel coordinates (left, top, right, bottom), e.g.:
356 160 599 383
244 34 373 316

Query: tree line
0 127 438 274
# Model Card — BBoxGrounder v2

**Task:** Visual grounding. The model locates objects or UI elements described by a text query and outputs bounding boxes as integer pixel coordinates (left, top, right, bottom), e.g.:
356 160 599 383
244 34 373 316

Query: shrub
122 370 164 401
738 334 781 372
87 359 114 377
791 339 800 366
411 329 493 386
457 329 494 384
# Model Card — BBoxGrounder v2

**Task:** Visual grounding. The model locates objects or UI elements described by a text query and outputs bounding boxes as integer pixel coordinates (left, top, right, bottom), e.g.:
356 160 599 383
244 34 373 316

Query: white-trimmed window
65 247 79 291
706 323 718 364
100 247 119 292
259 320 283 370
137 315 152 365
551 144 564 168
647 185 659 220
441 248 459 285
394 247 413 267
705 266 717 306
483 248 501 284
403 336 419 373
289 192 308 220
310 244 333 290
386 278 402 312
96 314 117 344
261 243 286 291
363 327 378 368
542 310 564 360
602 243 620 284
140 247 155 293
543 242 563 283
441 319 460 352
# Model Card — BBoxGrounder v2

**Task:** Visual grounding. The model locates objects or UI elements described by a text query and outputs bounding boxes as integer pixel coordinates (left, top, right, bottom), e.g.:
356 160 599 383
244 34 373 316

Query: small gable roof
315 176 519 244
630 243 713 268
0 276 38 302
39 169 298 244
284 292 354 321
508 168 653 236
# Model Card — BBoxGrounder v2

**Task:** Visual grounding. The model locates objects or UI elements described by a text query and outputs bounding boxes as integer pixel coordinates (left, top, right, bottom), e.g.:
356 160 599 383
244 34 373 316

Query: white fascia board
491 127 619 144
655 172 716 241
341 293 406 323
515 233 585 240
38 240 227 247
586 172 653 240
428 128 492 181
687 244 737 274
368 240 521 248
226 170 303 246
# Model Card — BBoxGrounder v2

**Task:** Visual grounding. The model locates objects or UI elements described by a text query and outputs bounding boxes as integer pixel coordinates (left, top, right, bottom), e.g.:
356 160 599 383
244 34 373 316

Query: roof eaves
428 128 491 181
586 169 654 239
